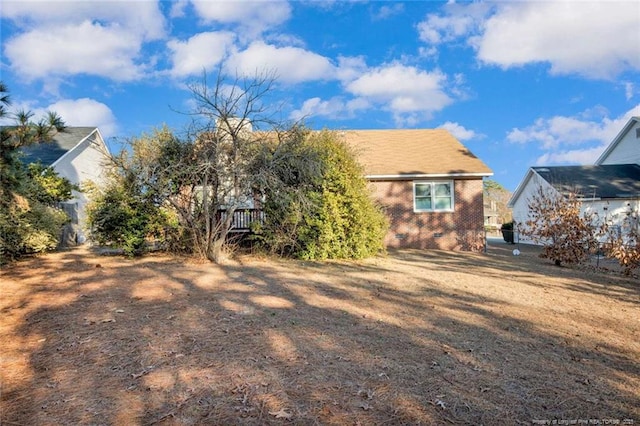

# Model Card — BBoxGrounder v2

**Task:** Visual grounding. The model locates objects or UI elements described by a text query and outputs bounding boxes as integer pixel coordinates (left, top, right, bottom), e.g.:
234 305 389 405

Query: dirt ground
1 241 638 425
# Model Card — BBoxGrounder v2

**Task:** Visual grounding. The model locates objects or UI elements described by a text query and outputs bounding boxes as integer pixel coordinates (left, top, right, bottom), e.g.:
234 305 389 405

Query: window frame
413 180 455 212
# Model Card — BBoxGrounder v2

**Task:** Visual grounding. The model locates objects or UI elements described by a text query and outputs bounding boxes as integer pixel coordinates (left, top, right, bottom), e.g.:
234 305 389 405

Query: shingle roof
19 127 97 166
533 164 640 199
341 129 492 178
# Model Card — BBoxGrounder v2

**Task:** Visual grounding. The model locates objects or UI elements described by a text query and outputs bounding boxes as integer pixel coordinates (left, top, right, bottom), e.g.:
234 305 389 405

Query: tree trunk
208 237 225 263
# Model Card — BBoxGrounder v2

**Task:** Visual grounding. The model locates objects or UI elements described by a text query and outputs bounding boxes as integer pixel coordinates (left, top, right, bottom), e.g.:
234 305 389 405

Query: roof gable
341 129 492 178
532 164 640 199
595 116 640 165
19 127 98 166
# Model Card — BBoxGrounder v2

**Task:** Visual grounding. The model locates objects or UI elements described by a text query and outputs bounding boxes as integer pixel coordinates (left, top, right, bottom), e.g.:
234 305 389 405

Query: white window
414 181 454 212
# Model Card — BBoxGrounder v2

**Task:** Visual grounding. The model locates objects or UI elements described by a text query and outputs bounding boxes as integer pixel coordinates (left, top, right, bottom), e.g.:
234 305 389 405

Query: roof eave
507 168 536 208
594 116 640 165
50 127 100 168
365 172 493 181
94 128 111 155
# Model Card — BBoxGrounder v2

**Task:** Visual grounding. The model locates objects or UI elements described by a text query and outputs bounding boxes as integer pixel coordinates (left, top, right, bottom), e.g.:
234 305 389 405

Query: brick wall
369 178 485 251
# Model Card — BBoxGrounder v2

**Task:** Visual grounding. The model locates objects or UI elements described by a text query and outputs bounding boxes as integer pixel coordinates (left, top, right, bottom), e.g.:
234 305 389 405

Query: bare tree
97 72 285 262
483 179 512 225
180 71 284 262
521 186 598 266
599 202 640 276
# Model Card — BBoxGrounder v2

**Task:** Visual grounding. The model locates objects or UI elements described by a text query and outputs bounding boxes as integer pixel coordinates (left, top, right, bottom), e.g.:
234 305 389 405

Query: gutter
365 172 493 180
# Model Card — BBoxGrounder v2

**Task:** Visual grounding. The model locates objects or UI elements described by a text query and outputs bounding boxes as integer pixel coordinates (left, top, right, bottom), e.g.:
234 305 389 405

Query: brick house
342 129 493 251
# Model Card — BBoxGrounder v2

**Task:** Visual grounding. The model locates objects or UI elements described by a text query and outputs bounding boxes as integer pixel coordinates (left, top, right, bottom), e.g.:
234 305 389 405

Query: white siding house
596 117 640 166
21 127 110 234
508 117 640 244
508 169 556 244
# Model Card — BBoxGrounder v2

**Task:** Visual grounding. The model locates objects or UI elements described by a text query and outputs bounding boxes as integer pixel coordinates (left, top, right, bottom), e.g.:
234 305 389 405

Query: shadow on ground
1 245 638 425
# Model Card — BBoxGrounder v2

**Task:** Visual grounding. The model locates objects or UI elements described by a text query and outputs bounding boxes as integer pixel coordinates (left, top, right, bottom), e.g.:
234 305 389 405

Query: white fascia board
507 168 535 208
94 128 111 156
50 127 99 169
595 116 639 165
365 172 492 180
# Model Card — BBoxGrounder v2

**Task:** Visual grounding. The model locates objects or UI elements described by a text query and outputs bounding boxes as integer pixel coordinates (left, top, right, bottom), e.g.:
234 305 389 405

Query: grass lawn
1 241 638 425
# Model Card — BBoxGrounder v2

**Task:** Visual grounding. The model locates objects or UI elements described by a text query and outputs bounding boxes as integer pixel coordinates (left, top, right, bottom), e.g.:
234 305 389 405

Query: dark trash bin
501 222 515 244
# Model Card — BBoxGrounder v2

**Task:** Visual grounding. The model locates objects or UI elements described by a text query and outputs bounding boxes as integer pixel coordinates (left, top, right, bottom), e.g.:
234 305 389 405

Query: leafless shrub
521 186 598 266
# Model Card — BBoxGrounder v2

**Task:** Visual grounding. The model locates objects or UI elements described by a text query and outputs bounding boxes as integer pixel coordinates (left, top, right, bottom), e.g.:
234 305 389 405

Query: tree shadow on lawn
1 247 638 425
390 242 640 306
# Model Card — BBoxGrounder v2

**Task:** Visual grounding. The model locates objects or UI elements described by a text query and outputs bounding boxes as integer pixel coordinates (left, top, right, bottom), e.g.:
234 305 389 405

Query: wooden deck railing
216 209 265 232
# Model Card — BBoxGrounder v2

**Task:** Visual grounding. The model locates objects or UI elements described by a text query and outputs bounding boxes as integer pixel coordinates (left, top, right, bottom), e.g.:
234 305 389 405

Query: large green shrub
26 163 78 205
0 82 71 263
0 160 76 264
87 182 171 257
253 129 388 260
0 194 69 262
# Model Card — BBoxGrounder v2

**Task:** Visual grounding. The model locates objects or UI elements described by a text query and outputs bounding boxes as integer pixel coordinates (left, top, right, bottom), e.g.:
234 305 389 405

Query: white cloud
418 1 640 80
225 41 335 84
438 121 479 141
169 0 189 18
418 12 475 45
265 33 307 48
5 21 148 82
535 146 606 166
2 1 166 82
334 56 368 83
624 82 635 101
290 97 339 121
191 0 291 37
506 111 636 150
289 96 369 121
345 64 452 124
372 3 404 21
38 98 118 138
509 104 640 165
168 32 236 77
418 46 438 59
474 2 640 79
1 1 166 39
417 2 490 45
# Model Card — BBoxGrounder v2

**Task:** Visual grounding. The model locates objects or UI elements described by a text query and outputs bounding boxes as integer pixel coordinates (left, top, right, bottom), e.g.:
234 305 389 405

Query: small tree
522 186 597 266
86 173 173 257
484 179 512 224
252 128 388 260
599 203 640 276
26 163 78 205
0 82 73 263
93 72 283 263
249 126 322 256
170 71 278 262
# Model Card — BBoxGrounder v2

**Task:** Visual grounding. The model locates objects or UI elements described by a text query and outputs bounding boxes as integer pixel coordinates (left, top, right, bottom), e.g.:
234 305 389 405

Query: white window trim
413 180 455 213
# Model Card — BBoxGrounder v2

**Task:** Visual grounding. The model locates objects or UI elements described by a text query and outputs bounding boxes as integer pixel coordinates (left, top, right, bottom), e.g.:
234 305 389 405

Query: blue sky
1 0 639 191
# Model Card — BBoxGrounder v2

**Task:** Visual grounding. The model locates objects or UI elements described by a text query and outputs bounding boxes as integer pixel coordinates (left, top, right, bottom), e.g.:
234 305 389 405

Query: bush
252 129 388 260
522 187 597 266
599 204 640 276
87 183 170 257
0 194 69 263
